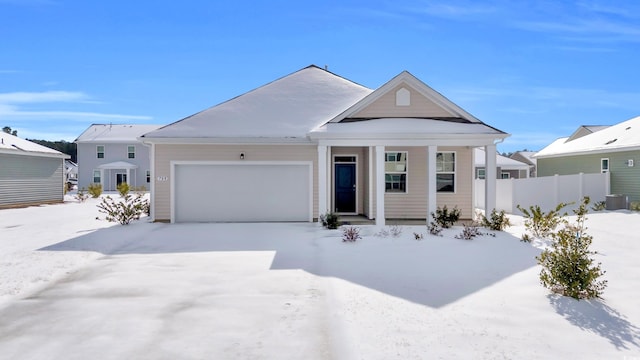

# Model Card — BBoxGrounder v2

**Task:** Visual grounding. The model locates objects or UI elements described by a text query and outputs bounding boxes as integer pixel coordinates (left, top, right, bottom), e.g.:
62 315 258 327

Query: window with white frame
128 145 135 159
146 170 150 183
92 170 101 184
385 151 407 192
436 152 455 192
601 158 609 173
96 145 105 159
476 168 486 179
501 172 510 179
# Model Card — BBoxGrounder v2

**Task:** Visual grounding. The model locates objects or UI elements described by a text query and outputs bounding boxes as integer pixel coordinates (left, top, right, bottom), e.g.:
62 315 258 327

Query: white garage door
174 162 312 222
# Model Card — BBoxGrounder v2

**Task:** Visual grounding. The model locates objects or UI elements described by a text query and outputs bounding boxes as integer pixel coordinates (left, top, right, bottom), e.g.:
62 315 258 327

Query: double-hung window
97 145 105 159
476 168 486 179
436 152 455 192
92 170 101 184
385 152 407 193
601 158 609 173
128 145 136 159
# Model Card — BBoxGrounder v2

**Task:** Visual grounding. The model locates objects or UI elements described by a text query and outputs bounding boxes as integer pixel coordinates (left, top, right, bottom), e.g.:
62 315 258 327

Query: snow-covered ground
0 195 639 359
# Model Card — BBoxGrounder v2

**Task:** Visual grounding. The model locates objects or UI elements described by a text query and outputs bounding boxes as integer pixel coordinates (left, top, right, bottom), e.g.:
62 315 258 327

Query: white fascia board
316 134 507 147
535 145 640 159
138 136 315 145
0 148 69 159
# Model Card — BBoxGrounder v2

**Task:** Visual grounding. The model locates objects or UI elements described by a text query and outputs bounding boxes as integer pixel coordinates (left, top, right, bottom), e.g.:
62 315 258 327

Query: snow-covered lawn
1 196 639 359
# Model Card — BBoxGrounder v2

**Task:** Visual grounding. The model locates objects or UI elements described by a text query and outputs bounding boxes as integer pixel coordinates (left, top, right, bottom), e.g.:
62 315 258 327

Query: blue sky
1 0 639 153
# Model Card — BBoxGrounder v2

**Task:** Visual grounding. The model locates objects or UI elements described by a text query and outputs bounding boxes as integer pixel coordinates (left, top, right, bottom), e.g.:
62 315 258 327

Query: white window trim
601 158 609 173
96 145 105 159
127 145 136 159
501 172 510 179
92 169 101 184
476 168 486 179
385 151 408 194
436 151 456 193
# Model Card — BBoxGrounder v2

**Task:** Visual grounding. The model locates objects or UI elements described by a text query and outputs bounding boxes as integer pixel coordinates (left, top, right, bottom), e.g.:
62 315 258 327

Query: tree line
3 126 77 162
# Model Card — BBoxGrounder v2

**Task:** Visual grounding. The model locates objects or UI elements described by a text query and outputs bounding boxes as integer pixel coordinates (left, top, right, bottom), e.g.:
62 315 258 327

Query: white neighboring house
508 151 538 177
474 148 530 179
65 160 78 187
75 124 161 191
0 132 69 208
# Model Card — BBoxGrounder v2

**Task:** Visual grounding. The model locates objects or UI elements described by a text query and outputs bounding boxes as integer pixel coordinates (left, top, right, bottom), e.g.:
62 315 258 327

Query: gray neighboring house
75 124 161 191
509 151 537 177
535 116 640 203
0 132 69 208
473 148 530 179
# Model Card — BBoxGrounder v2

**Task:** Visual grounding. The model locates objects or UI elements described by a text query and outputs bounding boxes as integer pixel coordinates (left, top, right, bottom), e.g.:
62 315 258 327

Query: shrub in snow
428 220 443 237
631 201 640 212
455 222 482 240
75 188 89 203
117 182 130 197
88 183 102 198
517 202 569 239
591 201 606 212
320 212 339 229
413 232 424 240
389 225 402 237
480 209 511 231
521 233 532 243
536 197 607 300
432 205 460 229
342 226 361 242
97 192 149 225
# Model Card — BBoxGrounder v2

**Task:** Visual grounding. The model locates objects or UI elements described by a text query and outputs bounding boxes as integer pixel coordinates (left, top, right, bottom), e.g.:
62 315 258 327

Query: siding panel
0 154 64 207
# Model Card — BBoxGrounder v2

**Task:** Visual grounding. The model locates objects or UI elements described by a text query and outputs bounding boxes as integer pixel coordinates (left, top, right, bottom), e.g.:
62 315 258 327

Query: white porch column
317 145 328 221
485 144 497 214
375 145 385 227
368 146 374 219
426 145 437 226
126 168 131 185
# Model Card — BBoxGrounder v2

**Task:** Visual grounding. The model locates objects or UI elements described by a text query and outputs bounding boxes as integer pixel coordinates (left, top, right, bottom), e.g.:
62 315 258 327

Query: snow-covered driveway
1 197 639 359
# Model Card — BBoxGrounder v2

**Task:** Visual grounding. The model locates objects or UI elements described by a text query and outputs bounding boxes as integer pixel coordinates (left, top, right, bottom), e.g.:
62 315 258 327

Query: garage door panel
175 163 311 222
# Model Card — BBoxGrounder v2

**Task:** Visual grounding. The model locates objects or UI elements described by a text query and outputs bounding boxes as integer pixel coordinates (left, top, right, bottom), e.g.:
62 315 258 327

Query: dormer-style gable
328 71 482 124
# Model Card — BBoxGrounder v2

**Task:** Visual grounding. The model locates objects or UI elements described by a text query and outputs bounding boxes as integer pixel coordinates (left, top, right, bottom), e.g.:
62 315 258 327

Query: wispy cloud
0 90 89 104
412 3 498 19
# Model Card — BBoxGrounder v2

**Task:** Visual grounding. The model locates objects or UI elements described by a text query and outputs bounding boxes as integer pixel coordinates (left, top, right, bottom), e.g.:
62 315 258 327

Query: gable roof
75 124 162 143
0 132 68 159
566 125 609 142
142 65 372 142
327 71 483 124
536 115 640 158
509 151 537 166
474 148 529 170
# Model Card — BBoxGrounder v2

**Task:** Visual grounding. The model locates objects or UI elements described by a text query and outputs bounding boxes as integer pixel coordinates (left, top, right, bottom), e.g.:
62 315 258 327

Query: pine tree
536 197 607 299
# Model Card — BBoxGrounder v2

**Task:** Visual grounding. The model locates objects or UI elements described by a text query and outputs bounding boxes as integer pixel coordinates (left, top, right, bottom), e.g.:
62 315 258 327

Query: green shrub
117 182 130 197
480 209 511 231
517 202 569 239
320 212 339 229
591 201 606 211
432 205 460 229
536 197 607 299
88 183 102 198
630 201 640 212
97 192 149 225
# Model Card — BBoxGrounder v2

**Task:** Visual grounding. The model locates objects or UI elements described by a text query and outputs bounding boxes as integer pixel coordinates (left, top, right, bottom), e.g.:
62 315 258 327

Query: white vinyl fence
475 172 610 214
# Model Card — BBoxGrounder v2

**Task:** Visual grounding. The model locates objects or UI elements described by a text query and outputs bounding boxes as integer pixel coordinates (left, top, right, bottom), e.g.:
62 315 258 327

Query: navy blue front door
335 163 356 213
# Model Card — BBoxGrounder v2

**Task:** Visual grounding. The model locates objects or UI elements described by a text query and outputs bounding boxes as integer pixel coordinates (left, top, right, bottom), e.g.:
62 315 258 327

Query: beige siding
371 146 474 220
153 144 317 221
353 85 454 119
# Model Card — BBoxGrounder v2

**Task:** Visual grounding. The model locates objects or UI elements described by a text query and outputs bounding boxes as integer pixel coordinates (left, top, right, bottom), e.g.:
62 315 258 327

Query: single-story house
508 151 538 177
0 132 69 208
473 148 530 179
535 115 640 203
140 65 509 225
75 124 161 191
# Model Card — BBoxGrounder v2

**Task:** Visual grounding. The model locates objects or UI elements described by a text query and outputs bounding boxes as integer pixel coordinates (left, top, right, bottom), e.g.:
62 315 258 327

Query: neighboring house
75 124 161 191
474 148 530 179
536 116 640 202
140 65 509 225
65 160 78 186
509 151 537 177
0 132 69 208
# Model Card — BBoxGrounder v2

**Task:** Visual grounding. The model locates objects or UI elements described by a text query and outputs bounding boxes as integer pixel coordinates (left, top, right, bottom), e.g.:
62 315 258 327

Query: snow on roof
474 148 529 169
75 124 162 143
536 115 640 158
0 132 67 158
312 118 506 137
142 65 373 140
